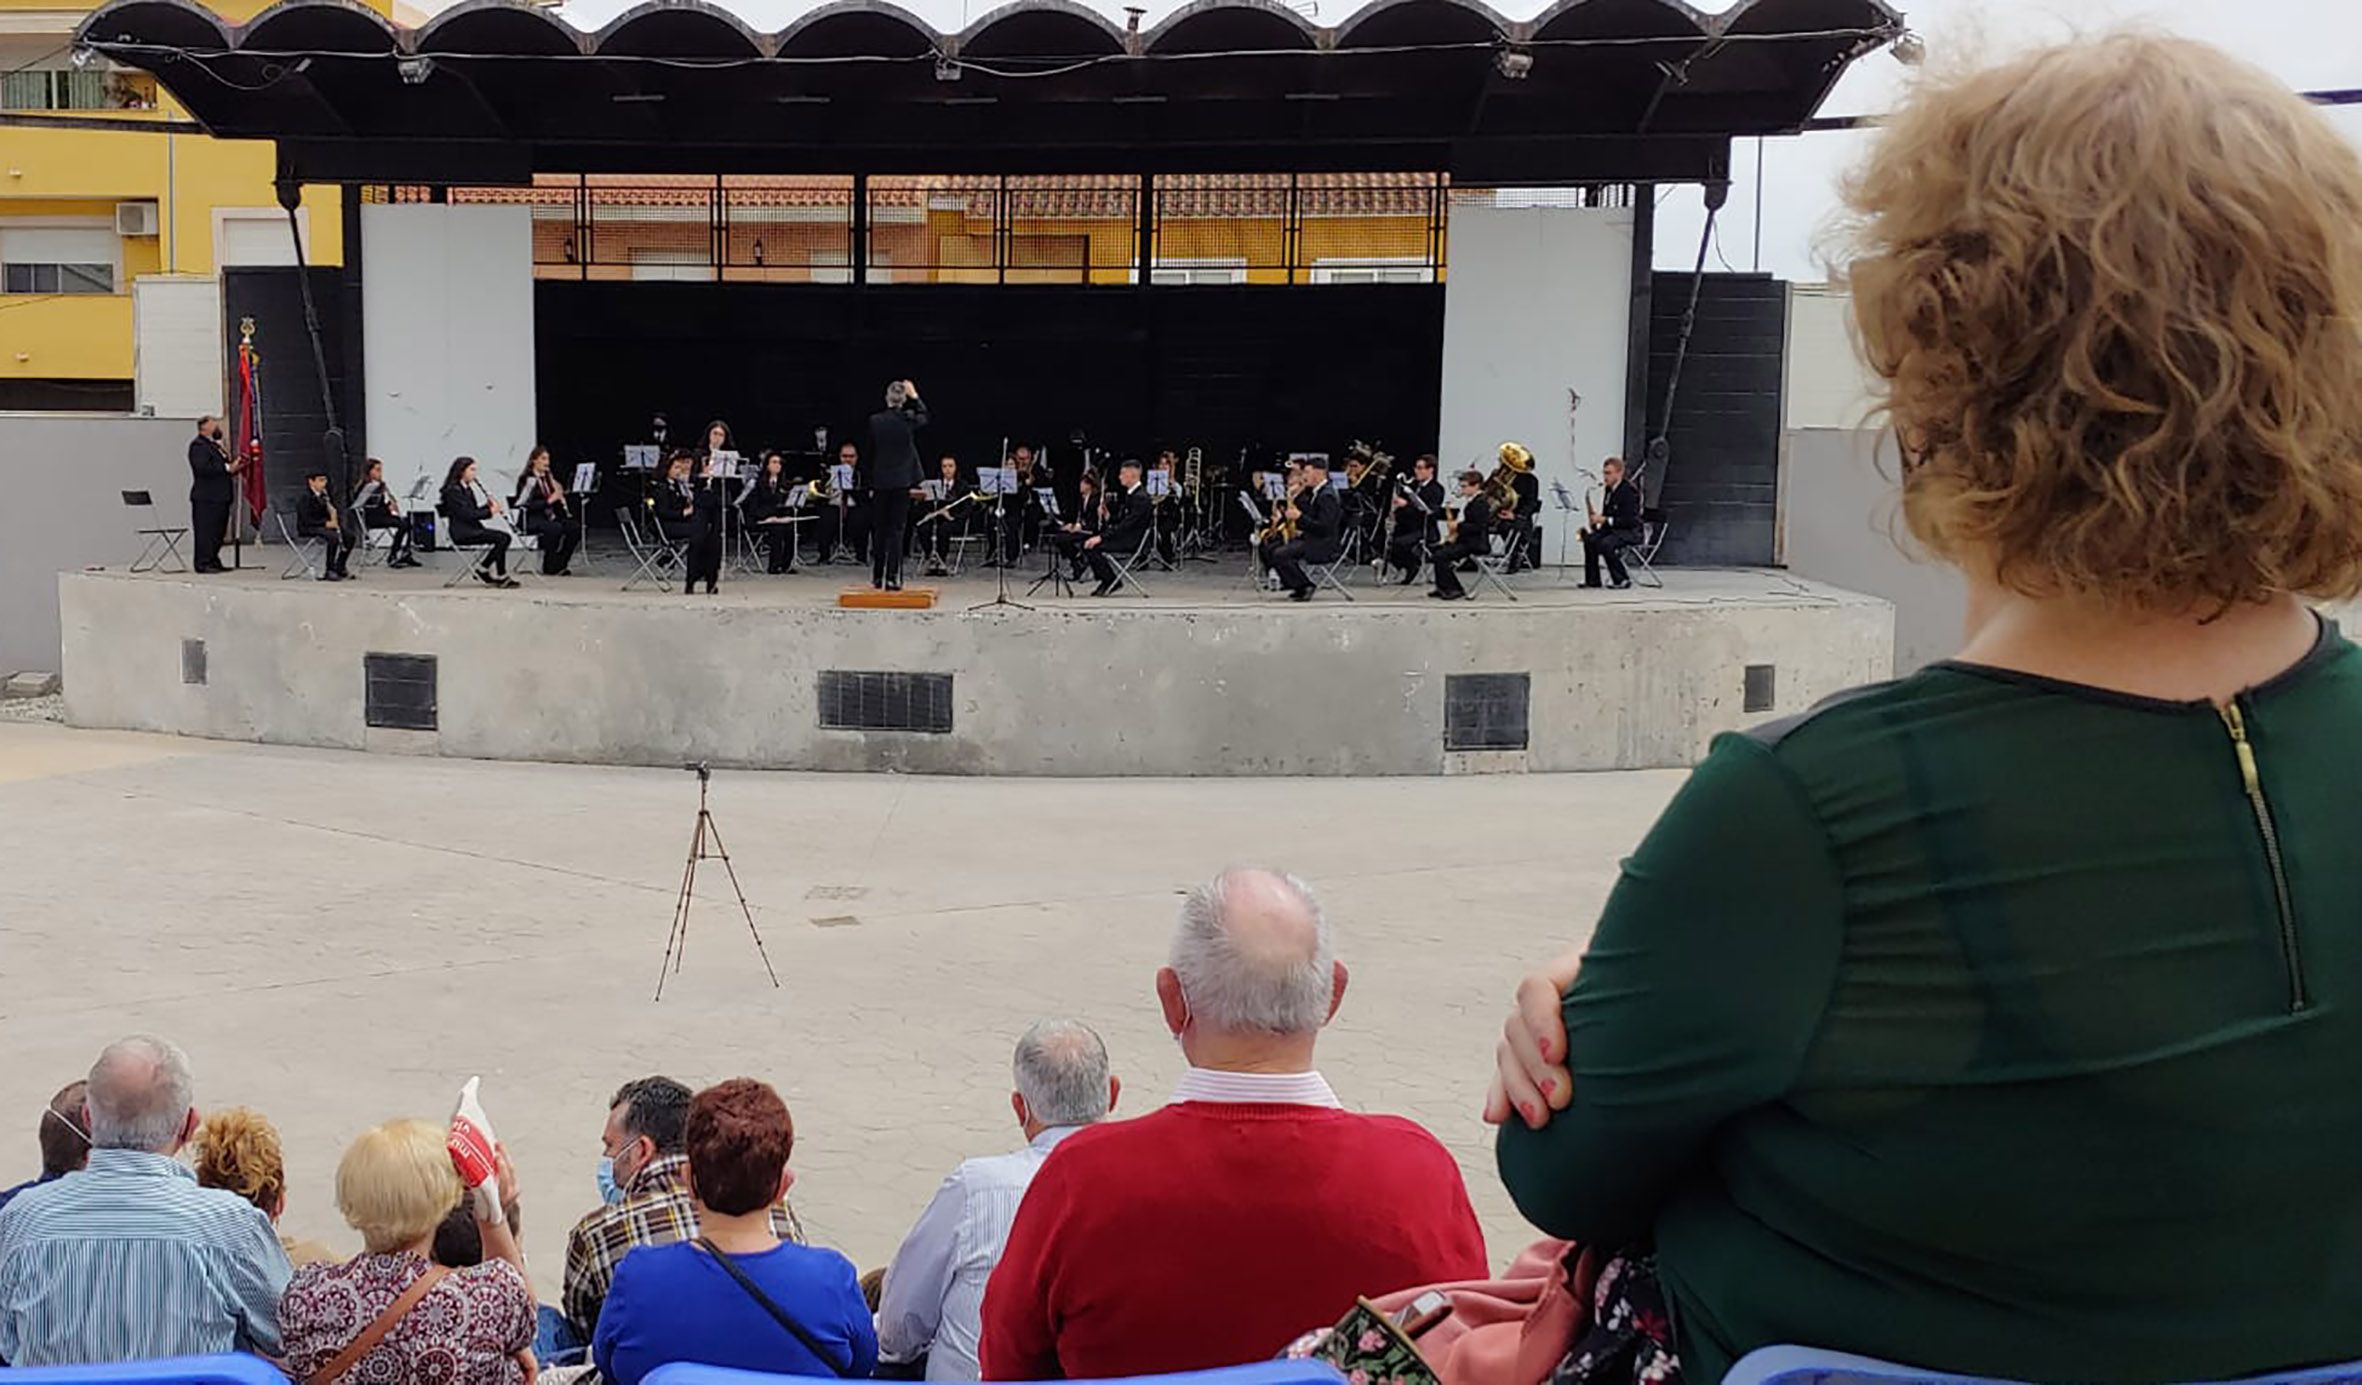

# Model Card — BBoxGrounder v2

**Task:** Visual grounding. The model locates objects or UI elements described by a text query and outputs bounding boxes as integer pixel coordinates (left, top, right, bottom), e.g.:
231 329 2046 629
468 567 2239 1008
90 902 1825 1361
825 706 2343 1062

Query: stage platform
59 555 1892 776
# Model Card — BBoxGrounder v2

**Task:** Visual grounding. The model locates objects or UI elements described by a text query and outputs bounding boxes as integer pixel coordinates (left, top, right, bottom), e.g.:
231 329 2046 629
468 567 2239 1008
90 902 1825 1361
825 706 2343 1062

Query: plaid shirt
561 1154 802 1339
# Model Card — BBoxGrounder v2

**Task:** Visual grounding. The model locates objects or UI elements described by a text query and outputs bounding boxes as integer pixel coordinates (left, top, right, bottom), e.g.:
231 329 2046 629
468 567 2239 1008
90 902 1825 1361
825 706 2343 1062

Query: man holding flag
187 415 244 573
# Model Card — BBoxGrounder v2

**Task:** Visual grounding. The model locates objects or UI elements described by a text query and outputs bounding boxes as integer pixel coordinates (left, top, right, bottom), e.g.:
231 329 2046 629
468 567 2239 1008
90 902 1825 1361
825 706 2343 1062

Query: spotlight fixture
69 46 97 70
396 55 435 85
1889 29 1924 67
1124 5 1143 32
934 55 961 82
1495 46 1532 80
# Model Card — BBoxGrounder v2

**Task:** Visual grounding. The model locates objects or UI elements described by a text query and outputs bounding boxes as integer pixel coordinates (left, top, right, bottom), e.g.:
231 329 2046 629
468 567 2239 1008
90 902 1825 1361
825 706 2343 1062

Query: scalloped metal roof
78 0 1899 183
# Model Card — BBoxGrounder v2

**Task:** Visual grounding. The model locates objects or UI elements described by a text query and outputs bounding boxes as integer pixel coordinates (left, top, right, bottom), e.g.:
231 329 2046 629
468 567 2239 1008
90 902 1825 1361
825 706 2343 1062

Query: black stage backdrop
534 282 1444 509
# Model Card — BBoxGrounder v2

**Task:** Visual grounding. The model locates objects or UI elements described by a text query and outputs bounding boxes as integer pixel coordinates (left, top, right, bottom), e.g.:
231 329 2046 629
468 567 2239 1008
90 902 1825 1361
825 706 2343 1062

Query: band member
701 419 735 462
1507 464 1542 572
517 446 582 577
440 456 517 588
818 441 868 565
919 455 976 577
352 458 418 568
745 452 799 574
865 379 927 591
1054 469 1103 582
655 452 697 546
1582 455 1645 589
187 415 245 573
683 452 726 594
1080 460 1151 596
296 469 355 580
1428 470 1491 601
1256 457 1343 601
1386 454 1445 585
995 444 1042 565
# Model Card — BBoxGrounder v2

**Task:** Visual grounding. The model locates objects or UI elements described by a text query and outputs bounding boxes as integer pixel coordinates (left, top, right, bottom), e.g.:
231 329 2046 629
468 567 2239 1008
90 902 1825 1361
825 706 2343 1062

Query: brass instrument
1482 440 1532 518
803 469 841 506
1259 479 1304 545
1183 446 1204 495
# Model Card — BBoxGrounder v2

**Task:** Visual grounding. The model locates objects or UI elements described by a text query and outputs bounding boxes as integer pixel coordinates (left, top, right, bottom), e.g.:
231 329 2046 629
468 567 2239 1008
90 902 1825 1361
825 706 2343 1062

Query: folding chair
123 490 190 573
1468 527 1525 602
269 500 327 580
618 506 687 592
1627 507 1670 588
1297 548 1357 601
1098 525 1156 598
945 528 989 575
351 518 396 569
440 516 519 587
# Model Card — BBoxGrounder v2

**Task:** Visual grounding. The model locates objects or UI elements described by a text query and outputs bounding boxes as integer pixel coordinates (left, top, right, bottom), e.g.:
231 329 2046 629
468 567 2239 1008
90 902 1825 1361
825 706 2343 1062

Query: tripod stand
654 763 781 1001
968 438 1035 612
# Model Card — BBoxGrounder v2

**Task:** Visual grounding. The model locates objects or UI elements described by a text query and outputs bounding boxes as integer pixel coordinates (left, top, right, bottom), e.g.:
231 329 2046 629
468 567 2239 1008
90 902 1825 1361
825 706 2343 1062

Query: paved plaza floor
0 719 1684 1294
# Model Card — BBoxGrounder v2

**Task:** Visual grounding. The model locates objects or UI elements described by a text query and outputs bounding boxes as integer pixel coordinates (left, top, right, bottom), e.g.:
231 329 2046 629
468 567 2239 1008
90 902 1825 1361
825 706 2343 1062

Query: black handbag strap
692 1236 854 1379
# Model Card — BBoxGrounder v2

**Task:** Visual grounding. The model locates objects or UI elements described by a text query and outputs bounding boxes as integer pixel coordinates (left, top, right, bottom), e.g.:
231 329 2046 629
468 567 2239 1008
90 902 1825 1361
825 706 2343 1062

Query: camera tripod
654 762 781 1001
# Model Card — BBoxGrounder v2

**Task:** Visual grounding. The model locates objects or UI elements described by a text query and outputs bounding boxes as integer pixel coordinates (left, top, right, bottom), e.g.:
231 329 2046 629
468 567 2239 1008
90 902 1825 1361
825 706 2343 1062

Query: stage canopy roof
79 0 1900 183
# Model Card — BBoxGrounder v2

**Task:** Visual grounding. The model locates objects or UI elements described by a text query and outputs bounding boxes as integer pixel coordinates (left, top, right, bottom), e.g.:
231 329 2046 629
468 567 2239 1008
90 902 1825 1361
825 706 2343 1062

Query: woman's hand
1483 949 1582 1129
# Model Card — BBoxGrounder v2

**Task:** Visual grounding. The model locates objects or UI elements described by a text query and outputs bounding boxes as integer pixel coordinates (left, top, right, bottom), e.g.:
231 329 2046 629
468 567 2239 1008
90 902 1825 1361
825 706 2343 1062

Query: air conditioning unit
115 200 160 237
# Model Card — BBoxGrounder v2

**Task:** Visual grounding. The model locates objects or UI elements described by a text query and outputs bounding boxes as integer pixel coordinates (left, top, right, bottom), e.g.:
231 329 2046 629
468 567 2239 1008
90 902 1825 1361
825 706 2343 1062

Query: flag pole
234 317 255 571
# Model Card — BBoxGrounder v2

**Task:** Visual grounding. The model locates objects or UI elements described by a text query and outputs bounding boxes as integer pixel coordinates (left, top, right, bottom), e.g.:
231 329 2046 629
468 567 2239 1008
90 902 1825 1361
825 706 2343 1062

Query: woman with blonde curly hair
191 1107 337 1267
1488 33 2362 1382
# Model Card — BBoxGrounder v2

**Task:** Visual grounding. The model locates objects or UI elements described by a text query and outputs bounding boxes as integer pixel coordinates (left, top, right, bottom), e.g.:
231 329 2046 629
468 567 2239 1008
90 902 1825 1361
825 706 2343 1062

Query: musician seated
352 458 418 568
1507 467 1543 573
993 444 1043 567
440 456 518 588
920 455 975 577
817 442 868 565
1081 461 1152 597
1582 456 1644 590
1150 449 1181 565
1429 470 1492 602
1259 458 1344 602
1386 455 1445 586
518 445 582 577
746 453 800 575
296 469 355 581
1053 470 1104 584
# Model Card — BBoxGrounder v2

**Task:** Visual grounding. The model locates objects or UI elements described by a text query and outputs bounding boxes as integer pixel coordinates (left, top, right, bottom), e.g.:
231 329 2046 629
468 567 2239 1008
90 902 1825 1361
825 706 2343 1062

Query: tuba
1483 441 1532 516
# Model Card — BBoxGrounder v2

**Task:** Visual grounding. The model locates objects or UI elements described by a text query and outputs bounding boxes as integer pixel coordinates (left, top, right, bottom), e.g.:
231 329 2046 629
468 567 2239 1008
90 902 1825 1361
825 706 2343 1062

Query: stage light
69 46 96 70
934 55 961 82
397 55 435 85
1495 46 1532 80
1889 29 1924 67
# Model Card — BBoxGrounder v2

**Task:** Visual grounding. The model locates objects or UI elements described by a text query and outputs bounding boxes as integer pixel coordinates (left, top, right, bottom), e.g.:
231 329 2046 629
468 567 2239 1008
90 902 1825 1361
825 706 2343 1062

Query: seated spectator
432 1185 523 1270
0 1037 290 1364
1489 35 2362 1382
0 1082 88 1216
281 1119 534 1385
192 1107 338 1267
980 869 1487 1379
560 1076 804 1356
593 1079 876 1385
877 1020 1120 1379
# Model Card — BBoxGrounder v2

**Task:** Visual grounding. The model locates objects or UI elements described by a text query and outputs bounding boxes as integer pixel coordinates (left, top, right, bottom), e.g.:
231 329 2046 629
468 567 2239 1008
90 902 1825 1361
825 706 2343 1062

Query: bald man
981 869 1485 1380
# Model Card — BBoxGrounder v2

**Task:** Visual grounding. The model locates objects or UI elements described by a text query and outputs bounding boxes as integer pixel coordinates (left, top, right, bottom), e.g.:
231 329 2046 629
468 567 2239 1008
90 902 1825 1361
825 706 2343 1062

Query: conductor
867 379 929 591
187 415 245 573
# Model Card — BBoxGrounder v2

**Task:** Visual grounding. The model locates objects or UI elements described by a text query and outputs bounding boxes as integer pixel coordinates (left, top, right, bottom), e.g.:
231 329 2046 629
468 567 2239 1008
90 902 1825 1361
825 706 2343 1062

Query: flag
235 332 267 523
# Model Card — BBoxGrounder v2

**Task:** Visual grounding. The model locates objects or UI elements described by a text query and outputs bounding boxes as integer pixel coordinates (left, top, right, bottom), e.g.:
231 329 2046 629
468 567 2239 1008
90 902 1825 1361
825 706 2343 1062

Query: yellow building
0 0 415 410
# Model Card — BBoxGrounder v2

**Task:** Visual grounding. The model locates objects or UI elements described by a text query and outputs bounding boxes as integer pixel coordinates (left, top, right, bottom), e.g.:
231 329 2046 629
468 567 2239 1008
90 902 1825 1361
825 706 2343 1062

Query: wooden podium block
838 586 938 610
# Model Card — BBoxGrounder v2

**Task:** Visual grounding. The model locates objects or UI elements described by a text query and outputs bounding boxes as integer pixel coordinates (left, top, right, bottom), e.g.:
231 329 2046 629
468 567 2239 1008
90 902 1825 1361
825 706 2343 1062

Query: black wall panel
220 266 357 515
1642 272 1787 567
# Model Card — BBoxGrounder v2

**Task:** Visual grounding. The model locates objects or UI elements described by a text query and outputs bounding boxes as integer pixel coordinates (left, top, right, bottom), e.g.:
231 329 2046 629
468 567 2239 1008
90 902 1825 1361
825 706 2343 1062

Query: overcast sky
531 0 2362 280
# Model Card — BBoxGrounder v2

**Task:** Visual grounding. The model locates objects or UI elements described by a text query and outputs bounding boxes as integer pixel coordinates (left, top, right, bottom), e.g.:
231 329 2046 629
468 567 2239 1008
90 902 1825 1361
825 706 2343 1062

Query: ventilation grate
364 653 438 731
1444 673 1530 752
1744 664 1777 714
181 639 206 686
818 671 953 734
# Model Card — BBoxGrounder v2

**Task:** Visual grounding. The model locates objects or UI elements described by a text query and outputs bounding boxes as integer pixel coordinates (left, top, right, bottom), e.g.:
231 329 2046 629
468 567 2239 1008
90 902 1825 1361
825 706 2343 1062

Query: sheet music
829 463 855 490
923 479 947 501
573 463 599 494
1145 472 1173 497
1326 473 1348 492
622 445 659 470
710 450 743 480
978 466 1017 495
1261 474 1288 501
1237 492 1267 525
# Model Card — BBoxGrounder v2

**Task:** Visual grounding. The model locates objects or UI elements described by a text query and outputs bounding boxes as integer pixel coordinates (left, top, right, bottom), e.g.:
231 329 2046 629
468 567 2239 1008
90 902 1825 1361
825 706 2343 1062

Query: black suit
1508 471 1542 570
441 482 511 577
188 433 235 571
1261 485 1343 595
1085 485 1151 587
519 478 581 575
1387 478 1445 581
867 399 929 587
296 489 354 577
685 480 726 593
1583 479 1644 587
1431 495 1493 598
745 477 799 573
352 480 414 565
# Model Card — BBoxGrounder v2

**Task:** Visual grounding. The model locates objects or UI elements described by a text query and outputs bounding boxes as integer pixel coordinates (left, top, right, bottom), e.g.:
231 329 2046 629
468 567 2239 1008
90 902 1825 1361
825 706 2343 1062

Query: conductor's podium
837 586 938 609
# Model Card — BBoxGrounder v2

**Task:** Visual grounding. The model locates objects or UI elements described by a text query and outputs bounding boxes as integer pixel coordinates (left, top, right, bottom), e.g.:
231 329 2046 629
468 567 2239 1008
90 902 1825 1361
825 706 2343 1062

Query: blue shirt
593 1238 877 1385
0 1174 60 1219
0 1149 291 1365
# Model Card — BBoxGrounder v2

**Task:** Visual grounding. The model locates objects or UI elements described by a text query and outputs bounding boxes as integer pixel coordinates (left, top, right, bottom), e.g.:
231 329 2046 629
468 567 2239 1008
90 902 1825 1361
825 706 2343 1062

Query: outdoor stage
58 557 1891 776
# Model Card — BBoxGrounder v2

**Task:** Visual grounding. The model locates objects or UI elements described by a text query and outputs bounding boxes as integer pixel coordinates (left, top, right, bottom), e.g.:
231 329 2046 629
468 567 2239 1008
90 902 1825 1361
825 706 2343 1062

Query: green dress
1497 618 2362 1382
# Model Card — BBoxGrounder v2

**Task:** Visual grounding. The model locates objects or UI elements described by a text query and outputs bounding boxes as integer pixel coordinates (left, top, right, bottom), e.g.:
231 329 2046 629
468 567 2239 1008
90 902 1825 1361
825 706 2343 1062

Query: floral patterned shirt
281 1252 535 1385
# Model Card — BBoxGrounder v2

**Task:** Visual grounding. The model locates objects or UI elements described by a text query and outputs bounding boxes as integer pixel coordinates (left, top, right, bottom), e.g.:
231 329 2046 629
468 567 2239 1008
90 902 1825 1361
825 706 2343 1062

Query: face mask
595 1155 624 1206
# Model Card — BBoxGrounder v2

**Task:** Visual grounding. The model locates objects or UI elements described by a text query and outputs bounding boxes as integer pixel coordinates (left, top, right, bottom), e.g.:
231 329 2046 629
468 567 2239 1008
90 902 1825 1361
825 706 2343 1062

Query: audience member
191 1106 338 1268
877 1021 1120 1380
0 1037 290 1364
593 1079 876 1385
433 1184 524 1271
0 1083 89 1216
981 869 1487 1379
561 1076 801 1351
281 1119 534 1385
1490 35 2362 1382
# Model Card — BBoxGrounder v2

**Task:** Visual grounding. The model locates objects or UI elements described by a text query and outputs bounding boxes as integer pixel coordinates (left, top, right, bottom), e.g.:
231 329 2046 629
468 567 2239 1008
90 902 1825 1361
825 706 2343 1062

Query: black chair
123 491 189 573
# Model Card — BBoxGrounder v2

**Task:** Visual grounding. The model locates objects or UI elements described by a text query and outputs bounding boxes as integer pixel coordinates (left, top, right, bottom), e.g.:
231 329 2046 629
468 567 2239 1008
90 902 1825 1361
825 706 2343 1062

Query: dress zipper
2219 700 2307 1013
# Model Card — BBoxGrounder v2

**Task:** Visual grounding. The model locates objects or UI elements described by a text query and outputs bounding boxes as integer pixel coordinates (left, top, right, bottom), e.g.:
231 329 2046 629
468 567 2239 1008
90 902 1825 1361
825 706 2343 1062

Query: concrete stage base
59 562 1892 776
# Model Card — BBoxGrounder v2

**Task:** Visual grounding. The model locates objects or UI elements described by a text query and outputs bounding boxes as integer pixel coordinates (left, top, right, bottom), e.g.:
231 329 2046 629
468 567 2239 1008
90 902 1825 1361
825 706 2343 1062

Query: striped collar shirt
876 1126 1088 1381
0 1148 292 1365
1168 1067 1342 1108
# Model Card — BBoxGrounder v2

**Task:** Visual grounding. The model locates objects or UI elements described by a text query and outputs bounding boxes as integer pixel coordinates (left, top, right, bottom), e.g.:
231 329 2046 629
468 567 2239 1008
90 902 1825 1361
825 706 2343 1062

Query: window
1147 258 1248 286
1 226 119 295
2 263 112 294
0 70 109 112
1309 258 1432 285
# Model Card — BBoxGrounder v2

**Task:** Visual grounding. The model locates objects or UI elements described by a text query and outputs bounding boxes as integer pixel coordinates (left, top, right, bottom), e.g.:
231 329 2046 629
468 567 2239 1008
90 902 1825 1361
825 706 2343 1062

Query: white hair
1012 1020 1113 1127
1170 868 1335 1035
86 1035 195 1152
885 380 910 408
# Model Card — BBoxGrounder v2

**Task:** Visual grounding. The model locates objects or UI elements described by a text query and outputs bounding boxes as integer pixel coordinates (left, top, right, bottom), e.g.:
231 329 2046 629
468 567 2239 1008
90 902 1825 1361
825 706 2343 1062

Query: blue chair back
0 1353 289 1385
645 1361 1346 1385
1725 1346 2362 1385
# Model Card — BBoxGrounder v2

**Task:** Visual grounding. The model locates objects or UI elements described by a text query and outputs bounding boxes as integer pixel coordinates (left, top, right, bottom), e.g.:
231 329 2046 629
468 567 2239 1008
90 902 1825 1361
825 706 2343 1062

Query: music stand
969 450 1033 612
1025 490 1075 598
1551 480 1581 581
1236 491 1273 593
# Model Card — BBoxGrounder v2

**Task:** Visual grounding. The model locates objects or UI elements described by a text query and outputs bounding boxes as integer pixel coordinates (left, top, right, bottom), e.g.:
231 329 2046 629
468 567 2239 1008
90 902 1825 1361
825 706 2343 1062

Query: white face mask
44 1106 91 1148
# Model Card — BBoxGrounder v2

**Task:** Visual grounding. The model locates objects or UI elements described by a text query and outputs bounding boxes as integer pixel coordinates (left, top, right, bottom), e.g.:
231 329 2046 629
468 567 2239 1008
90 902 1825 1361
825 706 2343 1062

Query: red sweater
979 1102 1488 1380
